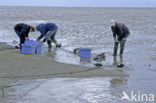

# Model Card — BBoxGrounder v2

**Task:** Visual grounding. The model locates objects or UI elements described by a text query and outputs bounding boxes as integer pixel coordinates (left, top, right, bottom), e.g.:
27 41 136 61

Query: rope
0 68 96 79
0 47 102 79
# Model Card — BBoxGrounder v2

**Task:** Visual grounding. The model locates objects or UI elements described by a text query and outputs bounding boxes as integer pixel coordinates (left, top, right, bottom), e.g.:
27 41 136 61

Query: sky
0 0 156 7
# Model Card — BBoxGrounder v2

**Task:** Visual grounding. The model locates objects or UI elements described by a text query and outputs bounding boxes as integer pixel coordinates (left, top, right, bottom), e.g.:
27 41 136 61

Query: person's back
14 23 29 31
111 22 130 41
36 23 61 49
14 23 33 36
117 23 129 34
45 23 58 31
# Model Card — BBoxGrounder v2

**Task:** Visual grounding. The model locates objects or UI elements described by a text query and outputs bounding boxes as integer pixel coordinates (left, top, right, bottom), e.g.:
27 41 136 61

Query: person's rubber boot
54 40 61 48
119 55 123 64
120 40 126 56
47 40 52 50
113 56 117 65
113 42 118 56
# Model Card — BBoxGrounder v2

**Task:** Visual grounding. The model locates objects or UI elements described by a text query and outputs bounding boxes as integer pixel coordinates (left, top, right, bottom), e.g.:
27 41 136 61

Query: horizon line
0 5 156 8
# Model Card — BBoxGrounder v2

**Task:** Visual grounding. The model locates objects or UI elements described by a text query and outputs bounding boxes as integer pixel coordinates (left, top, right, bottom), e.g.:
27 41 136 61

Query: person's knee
45 36 50 41
114 42 118 46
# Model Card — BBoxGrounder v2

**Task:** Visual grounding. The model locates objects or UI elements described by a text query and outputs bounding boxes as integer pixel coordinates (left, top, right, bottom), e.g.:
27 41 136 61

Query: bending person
14 23 35 49
36 23 61 49
111 20 130 56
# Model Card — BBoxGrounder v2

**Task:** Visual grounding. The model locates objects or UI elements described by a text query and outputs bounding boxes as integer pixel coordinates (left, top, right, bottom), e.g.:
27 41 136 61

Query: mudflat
0 43 127 89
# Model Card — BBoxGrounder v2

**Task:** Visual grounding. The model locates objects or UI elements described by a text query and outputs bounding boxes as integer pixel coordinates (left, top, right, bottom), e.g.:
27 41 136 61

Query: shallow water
0 7 156 103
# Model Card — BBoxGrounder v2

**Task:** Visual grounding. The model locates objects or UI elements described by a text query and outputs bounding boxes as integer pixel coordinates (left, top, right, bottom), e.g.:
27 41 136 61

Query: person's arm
42 38 46 42
111 26 116 40
117 26 123 41
38 26 46 40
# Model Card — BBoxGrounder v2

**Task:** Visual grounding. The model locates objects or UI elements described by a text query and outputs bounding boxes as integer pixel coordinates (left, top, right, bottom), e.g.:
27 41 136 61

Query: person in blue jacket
14 23 35 49
36 23 61 49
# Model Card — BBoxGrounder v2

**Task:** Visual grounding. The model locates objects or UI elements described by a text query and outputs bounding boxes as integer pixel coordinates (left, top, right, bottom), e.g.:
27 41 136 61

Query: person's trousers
14 29 25 49
113 40 126 56
45 29 58 47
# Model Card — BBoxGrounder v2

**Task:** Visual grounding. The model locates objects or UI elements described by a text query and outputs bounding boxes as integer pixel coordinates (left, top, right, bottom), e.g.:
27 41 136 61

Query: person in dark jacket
111 20 130 56
14 23 35 49
36 23 61 49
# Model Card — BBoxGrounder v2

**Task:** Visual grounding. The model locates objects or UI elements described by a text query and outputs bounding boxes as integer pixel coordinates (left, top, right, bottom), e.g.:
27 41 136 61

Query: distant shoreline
0 5 155 9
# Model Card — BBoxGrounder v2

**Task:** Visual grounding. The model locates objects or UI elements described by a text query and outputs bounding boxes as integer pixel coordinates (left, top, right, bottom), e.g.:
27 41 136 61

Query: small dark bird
56 43 61 47
73 48 80 54
117 64 124 68
93 53 105 61
94 63 103 68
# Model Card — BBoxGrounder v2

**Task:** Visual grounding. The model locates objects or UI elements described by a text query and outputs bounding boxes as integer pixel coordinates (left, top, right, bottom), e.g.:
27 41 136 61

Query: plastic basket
21 44 36 54
36 44 42 54
80 48 91 58
24 40 42 54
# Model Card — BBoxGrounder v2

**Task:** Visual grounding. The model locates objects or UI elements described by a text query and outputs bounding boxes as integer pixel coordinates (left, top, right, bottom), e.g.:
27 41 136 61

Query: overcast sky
0 0 156 7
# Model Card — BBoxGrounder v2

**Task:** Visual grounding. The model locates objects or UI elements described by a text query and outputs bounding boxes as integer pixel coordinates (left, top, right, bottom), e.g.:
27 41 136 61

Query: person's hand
114 38 118 43
117 40 120 43
114 38 116 41
36 38 39 41
25 37 29 40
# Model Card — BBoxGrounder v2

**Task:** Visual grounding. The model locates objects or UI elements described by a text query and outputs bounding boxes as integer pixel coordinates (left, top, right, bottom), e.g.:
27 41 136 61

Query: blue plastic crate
24 40 32 44
25 40 40 45
36 44 42 54
80 48 91 58
24 40 42 54
21 44 36 54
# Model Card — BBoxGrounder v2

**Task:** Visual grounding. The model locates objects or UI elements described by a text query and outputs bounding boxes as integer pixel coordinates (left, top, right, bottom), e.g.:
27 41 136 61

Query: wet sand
0 43 127 95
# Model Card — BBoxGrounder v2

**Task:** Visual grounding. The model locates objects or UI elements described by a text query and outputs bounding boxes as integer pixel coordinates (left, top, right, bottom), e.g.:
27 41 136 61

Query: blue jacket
37 23 58 40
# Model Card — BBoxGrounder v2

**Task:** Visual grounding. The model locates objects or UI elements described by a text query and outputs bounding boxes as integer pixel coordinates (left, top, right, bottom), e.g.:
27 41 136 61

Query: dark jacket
14 23 32 37
37 23 58 40
111 22 130 41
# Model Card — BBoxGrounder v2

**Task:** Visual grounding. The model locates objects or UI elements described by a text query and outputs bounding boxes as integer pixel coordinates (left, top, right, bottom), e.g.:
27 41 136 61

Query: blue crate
80 48 91 58
21 44 36 54
24 40 33 44
36 44 42 54
24 40 42 54
25 40 40 46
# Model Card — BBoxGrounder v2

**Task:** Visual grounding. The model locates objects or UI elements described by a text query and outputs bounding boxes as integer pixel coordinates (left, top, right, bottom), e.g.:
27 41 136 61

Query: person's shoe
117 64 124 68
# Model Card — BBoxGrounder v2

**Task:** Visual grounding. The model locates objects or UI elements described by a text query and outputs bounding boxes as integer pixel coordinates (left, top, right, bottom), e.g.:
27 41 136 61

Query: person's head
35 25 39 32
110 19 116 27
29 27 35 32
35 23 44 32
